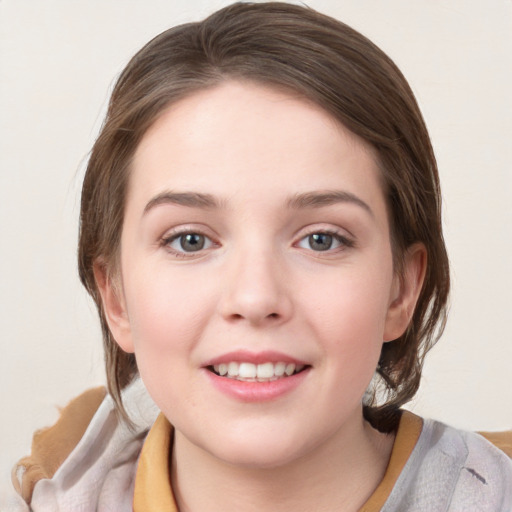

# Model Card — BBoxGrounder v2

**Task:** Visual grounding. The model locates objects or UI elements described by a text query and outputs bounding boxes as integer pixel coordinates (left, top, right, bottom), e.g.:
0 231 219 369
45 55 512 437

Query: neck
171 413 394 512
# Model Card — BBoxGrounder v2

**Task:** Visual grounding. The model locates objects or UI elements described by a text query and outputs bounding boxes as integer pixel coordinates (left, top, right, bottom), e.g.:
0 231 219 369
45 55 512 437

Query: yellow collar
359 411 423 511
133 413 178 512
133 411 423 512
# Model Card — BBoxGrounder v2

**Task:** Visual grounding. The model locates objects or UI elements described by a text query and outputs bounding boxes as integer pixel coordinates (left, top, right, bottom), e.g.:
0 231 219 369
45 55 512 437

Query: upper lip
202 350 309 367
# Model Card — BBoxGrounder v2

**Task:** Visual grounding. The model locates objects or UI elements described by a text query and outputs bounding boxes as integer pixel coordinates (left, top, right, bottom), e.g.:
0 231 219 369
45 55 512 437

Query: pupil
181 233 205 251
309 233 332 251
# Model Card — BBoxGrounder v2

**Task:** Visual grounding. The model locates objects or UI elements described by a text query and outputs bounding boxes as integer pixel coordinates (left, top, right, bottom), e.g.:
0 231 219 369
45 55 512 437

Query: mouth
207 362 308 382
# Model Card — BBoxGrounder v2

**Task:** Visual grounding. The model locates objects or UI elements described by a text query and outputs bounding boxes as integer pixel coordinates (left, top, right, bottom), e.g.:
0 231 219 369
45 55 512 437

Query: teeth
257 362 274 379
211 362 305 381
274 362 286 376
239 362 257 379
227 362 238 377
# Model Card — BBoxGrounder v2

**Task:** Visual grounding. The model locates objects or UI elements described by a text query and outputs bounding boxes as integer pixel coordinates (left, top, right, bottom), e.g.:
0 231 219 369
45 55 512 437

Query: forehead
128 80 386 219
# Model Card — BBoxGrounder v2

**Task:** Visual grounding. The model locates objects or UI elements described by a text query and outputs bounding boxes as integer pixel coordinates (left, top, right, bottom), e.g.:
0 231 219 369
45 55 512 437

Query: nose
219 248 293 326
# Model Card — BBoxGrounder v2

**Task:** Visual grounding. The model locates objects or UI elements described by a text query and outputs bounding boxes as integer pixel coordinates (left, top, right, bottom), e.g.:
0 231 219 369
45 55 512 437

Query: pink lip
204 367 310 403
202 350 308 367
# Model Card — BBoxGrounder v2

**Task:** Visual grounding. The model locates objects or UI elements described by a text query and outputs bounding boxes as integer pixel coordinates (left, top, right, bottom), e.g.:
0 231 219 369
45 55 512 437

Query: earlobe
383 243 427 342
93 261 135 353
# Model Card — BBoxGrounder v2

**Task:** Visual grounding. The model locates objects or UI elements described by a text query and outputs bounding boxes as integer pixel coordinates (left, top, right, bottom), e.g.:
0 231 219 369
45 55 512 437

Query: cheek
122 266 216 358
121 268 217 412
299 262 393 386
304 267 392 339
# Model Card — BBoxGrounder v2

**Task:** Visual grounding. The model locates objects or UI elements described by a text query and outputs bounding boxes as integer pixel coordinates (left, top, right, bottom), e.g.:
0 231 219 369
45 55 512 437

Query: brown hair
78 1 449 433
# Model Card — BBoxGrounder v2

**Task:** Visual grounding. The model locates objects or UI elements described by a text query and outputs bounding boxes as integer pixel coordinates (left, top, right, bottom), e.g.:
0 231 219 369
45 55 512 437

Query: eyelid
159 224 219 257
293 225 355 252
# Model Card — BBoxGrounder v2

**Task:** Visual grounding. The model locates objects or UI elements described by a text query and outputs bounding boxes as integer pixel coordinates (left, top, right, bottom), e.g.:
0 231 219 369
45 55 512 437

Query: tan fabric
12 384 511 510
12 386 106 503
359 411 423 511
479 430 512 458
133 410 424 512
133 413 178 512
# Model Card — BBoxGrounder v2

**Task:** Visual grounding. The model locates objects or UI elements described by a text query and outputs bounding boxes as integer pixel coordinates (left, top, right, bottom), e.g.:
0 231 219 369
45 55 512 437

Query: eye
163 232 214 254
297 231 352 252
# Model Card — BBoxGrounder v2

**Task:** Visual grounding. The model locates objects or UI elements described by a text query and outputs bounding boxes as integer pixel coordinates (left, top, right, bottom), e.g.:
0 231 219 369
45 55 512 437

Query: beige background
1 0 511 500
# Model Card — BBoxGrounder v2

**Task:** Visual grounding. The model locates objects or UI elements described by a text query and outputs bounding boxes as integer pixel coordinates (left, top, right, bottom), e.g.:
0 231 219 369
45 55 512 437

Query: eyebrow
143 189 373 217
143 191 221 214
287 190 373 216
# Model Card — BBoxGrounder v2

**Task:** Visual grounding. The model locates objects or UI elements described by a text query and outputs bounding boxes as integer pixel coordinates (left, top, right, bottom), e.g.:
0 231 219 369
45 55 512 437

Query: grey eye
307 233 334 251
297 232 347 252
167 232 213 253
179 233 205 251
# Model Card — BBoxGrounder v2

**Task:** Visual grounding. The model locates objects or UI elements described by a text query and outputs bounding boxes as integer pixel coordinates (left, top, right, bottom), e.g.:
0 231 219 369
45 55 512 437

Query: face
100 81 420 469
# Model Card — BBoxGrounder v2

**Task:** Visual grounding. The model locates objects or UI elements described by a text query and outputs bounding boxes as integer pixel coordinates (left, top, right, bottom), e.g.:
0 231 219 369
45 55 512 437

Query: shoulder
449 424 512 510
12 386 107 503
383 417 512 512
479 429 512 459
10 379 159 512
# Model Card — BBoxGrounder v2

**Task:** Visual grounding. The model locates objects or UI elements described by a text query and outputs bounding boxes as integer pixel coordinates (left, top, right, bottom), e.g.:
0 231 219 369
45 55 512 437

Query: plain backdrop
1 0 511 501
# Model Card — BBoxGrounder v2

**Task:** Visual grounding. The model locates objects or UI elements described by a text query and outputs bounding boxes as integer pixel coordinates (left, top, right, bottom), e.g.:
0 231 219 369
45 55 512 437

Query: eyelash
160 229 216 258
159 227 354 258
295 229 355 254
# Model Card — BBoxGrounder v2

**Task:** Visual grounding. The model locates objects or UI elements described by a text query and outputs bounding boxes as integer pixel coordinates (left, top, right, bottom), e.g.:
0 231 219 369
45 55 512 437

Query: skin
96 81 426 511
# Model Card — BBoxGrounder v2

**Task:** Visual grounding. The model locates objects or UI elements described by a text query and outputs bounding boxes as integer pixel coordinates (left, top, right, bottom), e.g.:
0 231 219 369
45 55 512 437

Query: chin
201 427 315 470
216 445 301 470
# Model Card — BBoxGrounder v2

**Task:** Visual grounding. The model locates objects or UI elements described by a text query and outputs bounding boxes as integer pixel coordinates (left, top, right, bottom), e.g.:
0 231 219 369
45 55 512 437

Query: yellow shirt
12 384 512 511
133 411 424 512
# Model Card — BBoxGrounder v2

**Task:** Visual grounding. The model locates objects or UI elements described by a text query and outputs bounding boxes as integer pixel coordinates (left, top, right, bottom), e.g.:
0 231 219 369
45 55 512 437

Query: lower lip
204 368 310 403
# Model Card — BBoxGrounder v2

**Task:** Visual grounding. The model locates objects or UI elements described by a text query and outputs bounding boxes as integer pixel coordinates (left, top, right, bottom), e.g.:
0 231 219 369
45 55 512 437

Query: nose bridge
220 239 291 325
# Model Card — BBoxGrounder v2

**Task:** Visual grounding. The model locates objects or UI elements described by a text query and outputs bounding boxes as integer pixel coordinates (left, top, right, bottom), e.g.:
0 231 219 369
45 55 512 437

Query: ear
383 243 427 342
93 261 135 353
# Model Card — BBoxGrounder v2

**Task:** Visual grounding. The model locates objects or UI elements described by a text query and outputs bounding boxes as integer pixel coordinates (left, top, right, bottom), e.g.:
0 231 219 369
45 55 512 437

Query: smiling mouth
208 362 308 382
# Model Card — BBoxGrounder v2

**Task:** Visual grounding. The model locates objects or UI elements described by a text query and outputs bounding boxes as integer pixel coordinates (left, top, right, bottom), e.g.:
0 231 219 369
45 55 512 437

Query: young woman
10 3 512 511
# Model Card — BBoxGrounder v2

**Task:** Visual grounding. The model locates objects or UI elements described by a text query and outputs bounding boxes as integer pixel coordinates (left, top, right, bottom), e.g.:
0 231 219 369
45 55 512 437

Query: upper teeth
212 362 304 380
